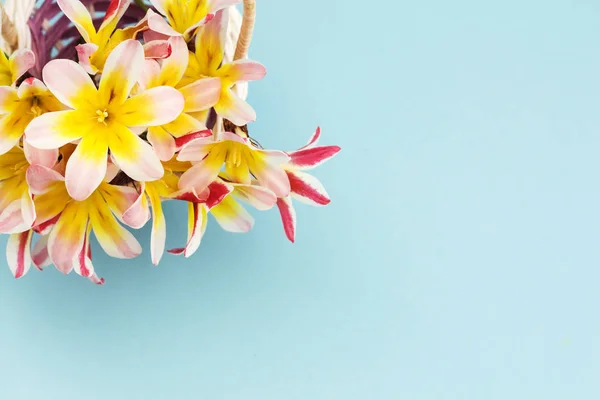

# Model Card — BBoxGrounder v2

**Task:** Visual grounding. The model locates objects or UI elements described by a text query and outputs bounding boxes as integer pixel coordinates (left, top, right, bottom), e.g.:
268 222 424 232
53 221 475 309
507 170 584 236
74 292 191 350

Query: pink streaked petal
23 141 58 168
214 88 256 126
183 203 207 257
183 13 215 38
194 8 228 72
42 59 98 109
109 125 164 182
157 36 188 86
175 131 214 157
122 185 151 229
33 214 61 236
75 43 99 74
143 29 170 43
56 0 96 43
25 110 88 149
252 150 291 198
32 234 51 270
100 0 130 32
17 78 48 99
119 86 184 127
178 156 222 193
9 49 35 83
220 131 248 145
289 145 341 170
0 200 30 234
205 179 234 209
143 40 172 60
147 186 166 264
276 196 297 243
98 40 144 105
179 78 221 113
219 60 267 83
147 126 177 162
210 196 254 233
232 184 277 211
7 230 34 279
47 203 88 274
100 184 141 222
0 86 18 113
66 135 109 201
170 187 210 203
287 170 331 206
72 227 93 277
21 192 36 228
26 164 64 195
147 9 182 37
300 127 322 150
88 272 105 285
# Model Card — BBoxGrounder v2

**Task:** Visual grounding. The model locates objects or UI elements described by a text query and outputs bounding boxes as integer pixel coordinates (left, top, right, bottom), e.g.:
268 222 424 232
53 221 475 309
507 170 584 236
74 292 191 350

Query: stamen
96 109 109 124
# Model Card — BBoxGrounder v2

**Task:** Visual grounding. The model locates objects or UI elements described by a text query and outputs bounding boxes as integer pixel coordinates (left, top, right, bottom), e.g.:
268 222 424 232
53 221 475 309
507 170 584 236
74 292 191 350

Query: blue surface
2 0 600 398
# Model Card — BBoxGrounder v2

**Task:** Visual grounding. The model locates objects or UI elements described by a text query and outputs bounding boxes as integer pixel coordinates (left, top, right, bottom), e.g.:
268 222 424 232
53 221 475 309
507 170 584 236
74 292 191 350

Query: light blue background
2 0 600 398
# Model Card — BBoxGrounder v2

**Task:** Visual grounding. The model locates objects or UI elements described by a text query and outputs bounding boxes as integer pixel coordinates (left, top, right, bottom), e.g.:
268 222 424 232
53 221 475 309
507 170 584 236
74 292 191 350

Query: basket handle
233 0 256 61
0 4 18 52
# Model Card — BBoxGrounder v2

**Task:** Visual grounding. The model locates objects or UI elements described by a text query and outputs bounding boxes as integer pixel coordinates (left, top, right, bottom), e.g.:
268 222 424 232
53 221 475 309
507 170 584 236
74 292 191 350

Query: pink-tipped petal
98 40 144 105
23 141 58 168
214 88 256 126
25 111 88 149
300 127 322 150
175 133 214 159
0 200 30 234
147 126 177 161
232 184 277 211
179 78 221 112
156 36 188 86
32 234 51 270
65 135 109 201
72 227 94 277
47 203 88 274
210 0 242 12
26 165 64 195
147 9 182 37
100 0 130 32
277 197 297 243
109 126 164 182
88 272 105 285
194 8 228 71
219 60 267 83
75 43 99 74
90 203 142 259
288 170 331 206
211 196 253 233
56 0 96 43
122 186 151 229
42 59 98 109
143 40 172 60
252 150 291 198
21 192 36 228
7 230 33 278
119 86 184 127
9 49 35 83
178 155 223 193
289 145 341 170
147 186 166 264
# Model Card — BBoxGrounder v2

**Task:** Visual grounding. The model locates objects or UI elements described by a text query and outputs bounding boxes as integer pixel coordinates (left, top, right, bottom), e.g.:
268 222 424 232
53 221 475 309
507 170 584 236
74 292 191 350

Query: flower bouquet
0 0 340 284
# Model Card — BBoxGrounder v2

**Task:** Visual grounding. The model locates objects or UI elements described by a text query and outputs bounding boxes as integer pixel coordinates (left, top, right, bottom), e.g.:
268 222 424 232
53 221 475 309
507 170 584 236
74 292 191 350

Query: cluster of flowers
0 0 340 284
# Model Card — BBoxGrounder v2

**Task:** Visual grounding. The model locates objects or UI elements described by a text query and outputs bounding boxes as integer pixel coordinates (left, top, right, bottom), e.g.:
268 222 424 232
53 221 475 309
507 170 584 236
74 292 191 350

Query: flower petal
89 196 142 259
210 196 253 233
0 86 18 114
287 170 331 206
23 141 58 168
276 197 296 243
179 78 221 113
289 145 341 170
48 202 89 274
119 86 184 127
66 134 109 201
147 126 177 161
210 0 242 12
250 150 291 198
75 43 100 74
218 60 267 84
21 191 36 229
194 8 228 72
32 234 51 270
0 200 30 234
122 186 151 229
98 40 144 106
300 127 322 150
109 125 164 181
214 88 256 126
100 0 130 33
26 164 64 195
9 49 35 83
56 0 97 43
157 36 188 86
7 230 33 278
0 115 26 156
163 113 206 138
178 147 225 192
147 185 167 264
101 183 142 222
147 8 183 37
232 184 277 211
175 133 214 160
25 111 89 149
72 226 94 277
42 59 98 109
143 40 172 60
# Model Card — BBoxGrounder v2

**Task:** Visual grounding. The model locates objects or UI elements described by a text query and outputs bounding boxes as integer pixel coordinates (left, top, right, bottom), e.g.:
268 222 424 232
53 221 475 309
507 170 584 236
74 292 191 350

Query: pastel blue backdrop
2 0 600 398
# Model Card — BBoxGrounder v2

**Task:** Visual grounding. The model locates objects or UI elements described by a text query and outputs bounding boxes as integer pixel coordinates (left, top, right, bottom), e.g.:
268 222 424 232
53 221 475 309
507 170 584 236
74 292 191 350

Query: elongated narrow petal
147 185 166 264
89 197 142 259
0 86 18 114
277 196 297 243
9 49 35 83
48 202 89 274
98 40 144 106
139 59 161 91
195 8 228 72
147 8 182 37
75 43 100 74
7 230 33 278
57 0 97 43
0 115 26 156
178 148 225 193
205 180 234 209
21 191 36 228
88 272 105 285
158 36 188 86
25 111 89 149
26 164 64 195
23 142 58 168
211 196 253 233
288 170 331 206
0 200 30 234
176 135 214 160
100 183 142 222
300 127 321 150
66 134 109 201
147 0 168 17
289 145 341 170
251 150 291 198
232 184 277 211
218 60 267 84
43 59 98 110
72 226 94 277
163 113 206 139
214 88 256 126
109 125 164 181
179 78 221 112
99 0 130 33
32 234 51 270
119 86 184 127
123 189 151 229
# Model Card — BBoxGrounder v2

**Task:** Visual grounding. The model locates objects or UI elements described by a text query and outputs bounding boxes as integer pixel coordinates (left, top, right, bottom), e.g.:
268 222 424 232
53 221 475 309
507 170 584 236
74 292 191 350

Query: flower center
226 143 244 168
29 97 43 117
96 109 109 124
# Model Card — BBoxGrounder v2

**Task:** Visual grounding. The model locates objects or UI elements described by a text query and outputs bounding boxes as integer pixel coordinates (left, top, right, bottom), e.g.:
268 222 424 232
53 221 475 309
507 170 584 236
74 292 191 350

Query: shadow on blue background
2 0 600 399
